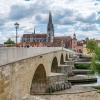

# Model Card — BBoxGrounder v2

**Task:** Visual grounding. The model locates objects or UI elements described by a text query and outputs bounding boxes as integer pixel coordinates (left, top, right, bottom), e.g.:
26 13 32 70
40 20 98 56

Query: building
71 34 83 53
21 12 83 53
0 44 3 47
96 40 100 47
19 27 47 47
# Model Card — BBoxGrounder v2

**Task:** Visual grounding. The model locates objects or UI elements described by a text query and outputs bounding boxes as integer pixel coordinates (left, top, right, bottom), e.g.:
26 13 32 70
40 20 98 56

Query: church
20 12 83 53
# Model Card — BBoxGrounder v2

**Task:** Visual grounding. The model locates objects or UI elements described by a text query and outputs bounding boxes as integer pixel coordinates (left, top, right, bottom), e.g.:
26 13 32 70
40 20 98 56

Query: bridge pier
30 72 71 94
57 60 75 76
46 73 71 93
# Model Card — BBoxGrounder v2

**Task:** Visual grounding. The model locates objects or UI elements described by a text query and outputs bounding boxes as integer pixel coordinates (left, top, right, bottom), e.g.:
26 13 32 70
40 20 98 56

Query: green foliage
90 54 100 74
95 46 100 61
95 63 100 74
86 39 100 74
86 39 97 53
75 63 100 74
4 38 15 45
75 64 90 69
94 86 100 90
90 56 96 74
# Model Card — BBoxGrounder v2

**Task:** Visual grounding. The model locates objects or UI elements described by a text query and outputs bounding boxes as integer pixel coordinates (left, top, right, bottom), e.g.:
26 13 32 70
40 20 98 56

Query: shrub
94 86 100 90
96 63 100 74
75 64 91 69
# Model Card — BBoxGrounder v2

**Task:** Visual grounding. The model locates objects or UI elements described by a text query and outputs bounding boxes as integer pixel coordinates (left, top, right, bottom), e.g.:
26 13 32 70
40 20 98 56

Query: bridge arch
60 54 64 64
51 57 58 72
65 53 68 61
30 64 47 94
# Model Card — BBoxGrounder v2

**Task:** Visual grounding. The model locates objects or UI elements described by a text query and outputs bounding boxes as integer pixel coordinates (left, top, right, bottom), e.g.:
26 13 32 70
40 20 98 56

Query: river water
78 75 100 86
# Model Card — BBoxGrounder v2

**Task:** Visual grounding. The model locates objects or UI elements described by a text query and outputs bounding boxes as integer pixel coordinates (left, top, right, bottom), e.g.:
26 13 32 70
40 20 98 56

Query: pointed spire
34 27 35 34
47 11 54 42
48 11 53 25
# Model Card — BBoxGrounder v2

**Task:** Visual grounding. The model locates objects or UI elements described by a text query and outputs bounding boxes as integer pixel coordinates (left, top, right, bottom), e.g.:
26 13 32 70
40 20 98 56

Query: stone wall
0 49 73 100
47 73 71 93
57 66 73 76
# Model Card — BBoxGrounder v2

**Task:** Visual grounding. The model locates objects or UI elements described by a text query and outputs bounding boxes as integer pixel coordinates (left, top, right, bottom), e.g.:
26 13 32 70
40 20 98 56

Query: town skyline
0 0 100 43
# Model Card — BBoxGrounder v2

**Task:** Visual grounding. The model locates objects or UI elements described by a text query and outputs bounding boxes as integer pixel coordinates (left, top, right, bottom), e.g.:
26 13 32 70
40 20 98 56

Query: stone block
0 79 4 94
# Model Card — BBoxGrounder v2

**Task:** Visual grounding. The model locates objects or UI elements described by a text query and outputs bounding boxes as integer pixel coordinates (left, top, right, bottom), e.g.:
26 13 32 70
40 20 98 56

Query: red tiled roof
17 42 47 47
96 40 100 42
54 36 72 40
23 34 47 38
53 36 72 48
54 36 72 42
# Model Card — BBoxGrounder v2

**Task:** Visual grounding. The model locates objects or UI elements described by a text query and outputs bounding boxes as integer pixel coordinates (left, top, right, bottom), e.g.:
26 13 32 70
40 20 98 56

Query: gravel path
38 91 100 100
28 86 100 100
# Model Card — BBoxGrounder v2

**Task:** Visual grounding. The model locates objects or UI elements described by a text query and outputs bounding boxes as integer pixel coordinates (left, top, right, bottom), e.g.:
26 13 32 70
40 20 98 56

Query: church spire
48 11 53 25
47 11 54 42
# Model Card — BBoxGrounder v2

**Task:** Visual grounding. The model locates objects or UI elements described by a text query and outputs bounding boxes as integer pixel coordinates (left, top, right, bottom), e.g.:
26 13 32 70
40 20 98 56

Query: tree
86 39 100 74
4 38 15 45
86 39 97 53
95 46 100 61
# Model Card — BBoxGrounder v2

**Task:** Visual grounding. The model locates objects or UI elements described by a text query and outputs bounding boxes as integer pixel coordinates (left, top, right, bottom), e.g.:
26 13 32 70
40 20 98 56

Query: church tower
47 12 54 42
72 33 77 51
73 33 76 40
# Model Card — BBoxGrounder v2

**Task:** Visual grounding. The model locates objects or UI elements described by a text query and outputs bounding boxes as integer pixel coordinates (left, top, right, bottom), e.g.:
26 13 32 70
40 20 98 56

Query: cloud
52 8 76 25
0 0 100 43
96 16 100 24
76 12 97 24
75 23 98 31
35 14 48 24
9 5 34 20
9 1 49 21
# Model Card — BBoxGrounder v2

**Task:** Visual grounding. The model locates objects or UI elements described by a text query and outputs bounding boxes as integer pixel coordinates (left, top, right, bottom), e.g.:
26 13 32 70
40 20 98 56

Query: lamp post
61 40 64 50
14 22 19 46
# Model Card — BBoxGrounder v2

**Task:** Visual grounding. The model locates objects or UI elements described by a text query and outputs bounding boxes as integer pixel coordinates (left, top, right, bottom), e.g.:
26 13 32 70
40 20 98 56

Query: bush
94 86 100 90
75 63 100 73
75 64 90 69
96 63 100 74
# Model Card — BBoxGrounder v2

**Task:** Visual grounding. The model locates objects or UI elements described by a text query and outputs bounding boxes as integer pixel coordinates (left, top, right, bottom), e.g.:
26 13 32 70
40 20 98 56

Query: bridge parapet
0 47 74 66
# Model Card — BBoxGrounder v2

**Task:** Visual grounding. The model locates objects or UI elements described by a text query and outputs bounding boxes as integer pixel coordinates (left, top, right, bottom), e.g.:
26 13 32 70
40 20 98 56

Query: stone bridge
0 47 74 100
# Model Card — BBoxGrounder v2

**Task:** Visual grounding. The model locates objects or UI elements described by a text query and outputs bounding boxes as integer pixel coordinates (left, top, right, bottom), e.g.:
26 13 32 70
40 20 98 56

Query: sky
0 0 100 43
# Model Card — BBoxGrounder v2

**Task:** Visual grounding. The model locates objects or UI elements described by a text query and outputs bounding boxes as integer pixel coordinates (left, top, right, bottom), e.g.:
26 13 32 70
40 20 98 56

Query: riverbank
30 91 100 100
39 91 100 100
26 86 100 100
